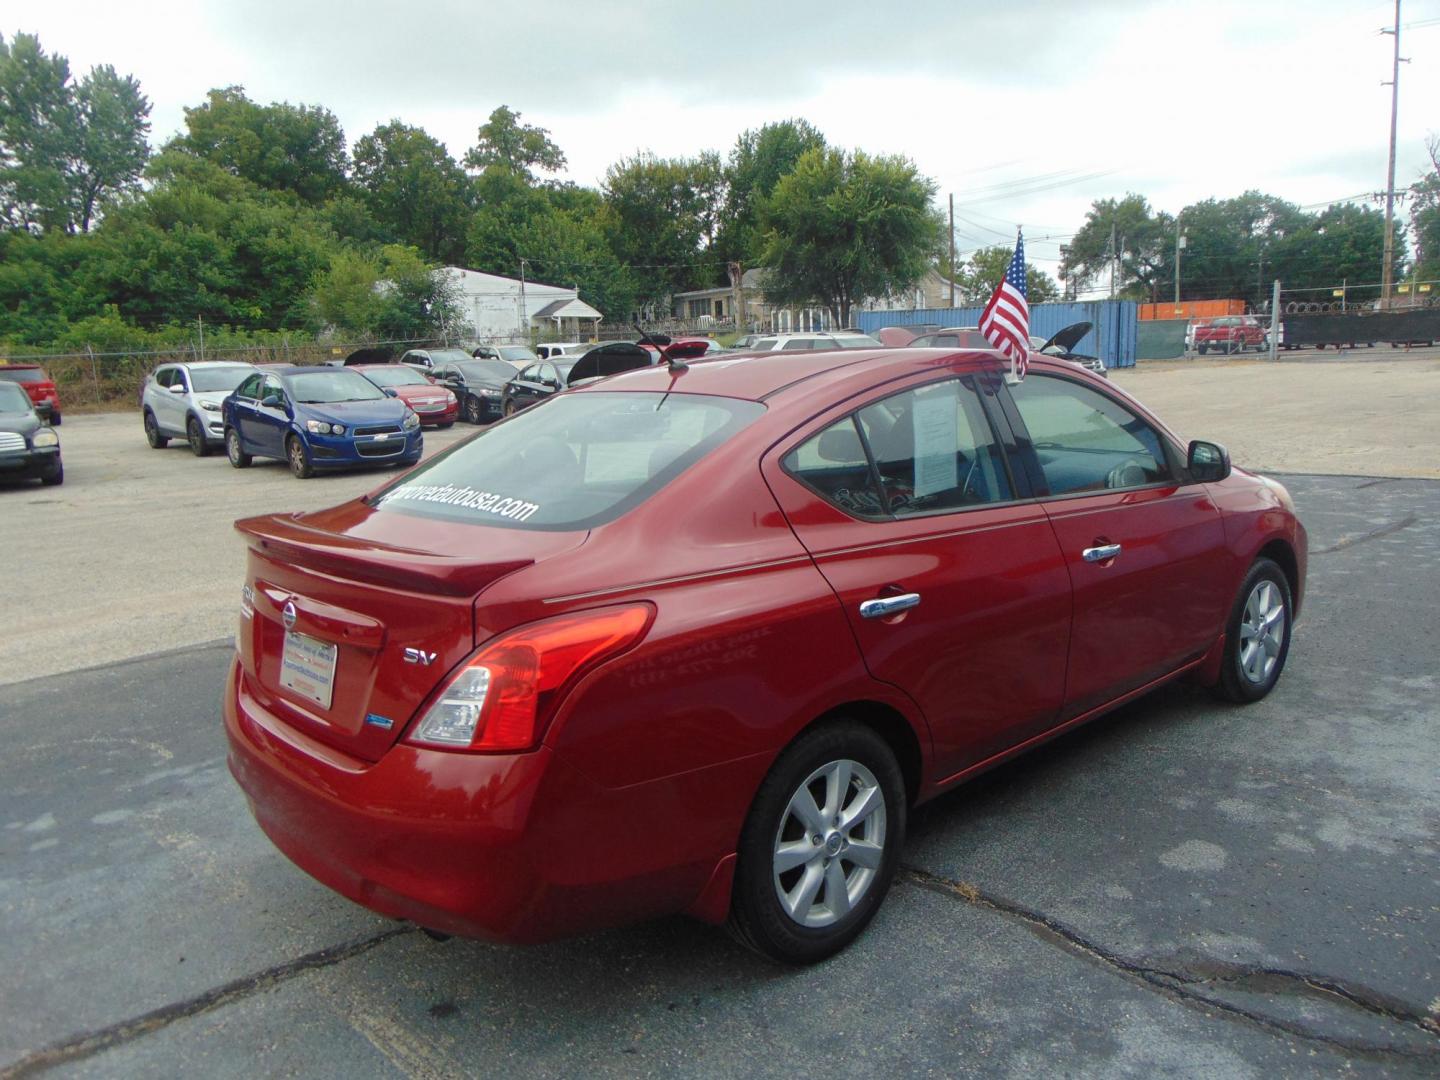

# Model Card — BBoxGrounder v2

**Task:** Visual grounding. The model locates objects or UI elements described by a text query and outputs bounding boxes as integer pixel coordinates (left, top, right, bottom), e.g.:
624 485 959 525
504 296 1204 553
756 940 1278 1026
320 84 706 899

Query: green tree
0 32 150 233
603 152 724 309
716 119 825 268
758 147 942 326
1410 135 1440 282
351 121 471 263
169 86 347 205
1271 202 1399 299
957 245 1060 304
309 244 467 340
1060 194 1173 301
463 105 565 180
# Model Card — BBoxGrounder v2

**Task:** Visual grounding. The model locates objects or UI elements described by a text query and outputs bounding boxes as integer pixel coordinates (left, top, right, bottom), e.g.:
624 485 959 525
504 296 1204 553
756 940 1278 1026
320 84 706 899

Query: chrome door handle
859 593 921 619
1082 544 1122 563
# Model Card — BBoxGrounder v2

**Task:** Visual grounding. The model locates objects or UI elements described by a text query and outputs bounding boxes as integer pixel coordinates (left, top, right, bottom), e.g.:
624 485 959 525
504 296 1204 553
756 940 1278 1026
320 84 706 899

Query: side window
542 364 560 386
856 378 1012 514
261 375 284 403
781 338 815 350
1009 375 1173 495
172 369 189 392
518 364 539 382
783 377 1012 519
235 374 262 400
783 417 886 517
155 368 174 388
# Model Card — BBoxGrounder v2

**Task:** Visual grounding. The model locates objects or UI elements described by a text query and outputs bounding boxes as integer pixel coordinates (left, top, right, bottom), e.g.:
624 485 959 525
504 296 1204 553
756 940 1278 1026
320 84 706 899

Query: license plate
280 631 337 709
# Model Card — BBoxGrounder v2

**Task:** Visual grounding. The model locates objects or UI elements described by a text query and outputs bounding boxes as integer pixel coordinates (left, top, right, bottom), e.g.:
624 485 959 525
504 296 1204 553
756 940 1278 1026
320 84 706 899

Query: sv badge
402 647 438 666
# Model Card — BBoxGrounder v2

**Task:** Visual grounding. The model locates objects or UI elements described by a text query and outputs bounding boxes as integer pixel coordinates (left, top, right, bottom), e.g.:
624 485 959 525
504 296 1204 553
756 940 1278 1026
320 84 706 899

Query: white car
535 343 588 360
737 332 884 352
140 361 258 456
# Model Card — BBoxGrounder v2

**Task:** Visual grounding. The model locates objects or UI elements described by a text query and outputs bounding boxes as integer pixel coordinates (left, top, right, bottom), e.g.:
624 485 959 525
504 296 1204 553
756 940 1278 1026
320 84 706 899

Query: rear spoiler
235 513 532 597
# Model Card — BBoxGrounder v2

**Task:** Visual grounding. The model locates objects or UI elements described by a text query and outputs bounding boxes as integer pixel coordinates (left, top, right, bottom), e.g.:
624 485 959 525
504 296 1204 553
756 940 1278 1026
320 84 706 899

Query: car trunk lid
234 504 585 762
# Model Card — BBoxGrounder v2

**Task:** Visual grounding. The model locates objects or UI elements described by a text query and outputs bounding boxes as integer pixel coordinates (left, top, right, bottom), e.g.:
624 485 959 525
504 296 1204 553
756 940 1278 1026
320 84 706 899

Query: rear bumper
224 659 723 941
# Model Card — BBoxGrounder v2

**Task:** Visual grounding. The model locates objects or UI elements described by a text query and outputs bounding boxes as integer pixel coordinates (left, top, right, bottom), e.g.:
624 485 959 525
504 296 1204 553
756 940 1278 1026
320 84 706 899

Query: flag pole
1005 226 1023 385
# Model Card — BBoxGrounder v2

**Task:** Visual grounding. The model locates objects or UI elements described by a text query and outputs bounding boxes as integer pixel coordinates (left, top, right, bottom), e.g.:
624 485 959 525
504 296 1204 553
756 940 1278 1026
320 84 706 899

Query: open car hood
1040 321 1093 354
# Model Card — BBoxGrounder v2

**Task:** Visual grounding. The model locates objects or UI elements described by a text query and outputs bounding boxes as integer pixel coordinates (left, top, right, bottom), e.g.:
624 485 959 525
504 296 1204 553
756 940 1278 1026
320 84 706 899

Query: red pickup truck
0 363 62 424
1190 316 1268 355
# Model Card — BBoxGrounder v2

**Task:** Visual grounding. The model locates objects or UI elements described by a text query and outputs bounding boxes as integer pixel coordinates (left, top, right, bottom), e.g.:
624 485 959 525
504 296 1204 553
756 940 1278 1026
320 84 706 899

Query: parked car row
140 361 432 479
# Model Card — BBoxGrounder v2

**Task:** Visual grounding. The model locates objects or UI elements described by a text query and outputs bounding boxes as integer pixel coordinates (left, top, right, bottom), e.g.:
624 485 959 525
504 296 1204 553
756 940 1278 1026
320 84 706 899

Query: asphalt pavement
2 473 1437 1078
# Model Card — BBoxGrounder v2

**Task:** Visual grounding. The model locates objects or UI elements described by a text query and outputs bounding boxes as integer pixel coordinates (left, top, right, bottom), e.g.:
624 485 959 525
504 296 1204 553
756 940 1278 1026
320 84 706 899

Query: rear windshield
832 335 883 348
0 368 45 384
457 360 519 381
190 366 253 393
372 391 765 530
497 347 537 362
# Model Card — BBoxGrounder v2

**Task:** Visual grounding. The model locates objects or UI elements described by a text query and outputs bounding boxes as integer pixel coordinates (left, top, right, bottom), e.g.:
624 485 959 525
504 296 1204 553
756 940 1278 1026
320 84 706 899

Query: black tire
728 721 906 965
187 416 211 457
144 410 168 449
286 434 314 479
50 412 62 426
40 461 63 486
225 427 251 468
1197 344 1209 355
464 395 483 425
1213 557 1293 704
503 400 518 417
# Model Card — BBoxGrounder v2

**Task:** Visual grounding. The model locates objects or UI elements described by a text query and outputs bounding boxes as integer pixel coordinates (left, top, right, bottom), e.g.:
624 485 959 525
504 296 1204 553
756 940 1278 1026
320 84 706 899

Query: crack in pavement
1312 513 1419 555
903 867 1440 1063
0 925 415 1079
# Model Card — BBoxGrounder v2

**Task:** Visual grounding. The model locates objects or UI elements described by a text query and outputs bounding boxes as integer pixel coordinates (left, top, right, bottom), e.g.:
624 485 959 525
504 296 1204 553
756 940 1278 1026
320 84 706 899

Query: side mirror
169 383 186 394
382 386 398 397
1187 439 1231 483
261 391 285 409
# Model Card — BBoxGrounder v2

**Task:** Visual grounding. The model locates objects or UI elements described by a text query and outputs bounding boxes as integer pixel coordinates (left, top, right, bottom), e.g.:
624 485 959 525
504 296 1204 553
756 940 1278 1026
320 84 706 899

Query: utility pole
948 194 956 307
518 257 528 342
1174 220 1185 304
197 314 205 362
1381 0 1404 306
1109 223 1117 301
1268 280 1281 361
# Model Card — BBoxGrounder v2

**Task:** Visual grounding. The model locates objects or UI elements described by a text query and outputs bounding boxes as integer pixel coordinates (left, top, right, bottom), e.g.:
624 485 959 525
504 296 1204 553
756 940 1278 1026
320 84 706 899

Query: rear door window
1007 375 1174 495
784 376 1013 518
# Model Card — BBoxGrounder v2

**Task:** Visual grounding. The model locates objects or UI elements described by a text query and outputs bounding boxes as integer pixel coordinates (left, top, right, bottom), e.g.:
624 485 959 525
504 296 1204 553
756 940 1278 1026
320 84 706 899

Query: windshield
426 349 474 364
457 360 519 381
371 392 765 530
0 383 32 412
359 366 428 387
0 368 45 384
284 369 386 403
832 335 882 348
497 347 538 362
190 366 254 393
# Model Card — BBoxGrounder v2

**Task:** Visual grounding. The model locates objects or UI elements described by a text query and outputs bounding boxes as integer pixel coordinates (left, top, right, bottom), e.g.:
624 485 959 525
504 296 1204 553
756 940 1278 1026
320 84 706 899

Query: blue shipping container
855 300 1138 369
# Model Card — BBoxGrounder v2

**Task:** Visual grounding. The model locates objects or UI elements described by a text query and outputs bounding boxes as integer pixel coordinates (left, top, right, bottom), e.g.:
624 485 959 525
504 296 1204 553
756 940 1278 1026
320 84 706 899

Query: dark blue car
222 366 422 478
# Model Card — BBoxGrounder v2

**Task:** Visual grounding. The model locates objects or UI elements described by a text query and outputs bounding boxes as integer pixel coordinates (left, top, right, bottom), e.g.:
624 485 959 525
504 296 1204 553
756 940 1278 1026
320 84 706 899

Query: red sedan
225 347 1306 963
350 363 458 427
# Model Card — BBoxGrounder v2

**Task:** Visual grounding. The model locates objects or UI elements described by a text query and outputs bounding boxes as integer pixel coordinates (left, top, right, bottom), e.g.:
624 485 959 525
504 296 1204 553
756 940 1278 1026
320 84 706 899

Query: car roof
570 346 1035 404
0 363 43 370
176 360 255 369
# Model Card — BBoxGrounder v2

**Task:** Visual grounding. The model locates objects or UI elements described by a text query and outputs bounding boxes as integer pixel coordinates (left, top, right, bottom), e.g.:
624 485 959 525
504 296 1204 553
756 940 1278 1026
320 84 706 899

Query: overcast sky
12 0 1440 280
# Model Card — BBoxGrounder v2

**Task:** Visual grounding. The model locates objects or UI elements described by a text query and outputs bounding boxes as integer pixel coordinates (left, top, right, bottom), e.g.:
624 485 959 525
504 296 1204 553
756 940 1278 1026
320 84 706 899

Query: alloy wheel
1238 579 1286 685
772 758 887 928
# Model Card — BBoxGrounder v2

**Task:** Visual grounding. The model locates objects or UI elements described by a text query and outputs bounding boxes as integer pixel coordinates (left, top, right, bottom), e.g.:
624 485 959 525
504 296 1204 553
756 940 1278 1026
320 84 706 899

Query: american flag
979 233 1030 377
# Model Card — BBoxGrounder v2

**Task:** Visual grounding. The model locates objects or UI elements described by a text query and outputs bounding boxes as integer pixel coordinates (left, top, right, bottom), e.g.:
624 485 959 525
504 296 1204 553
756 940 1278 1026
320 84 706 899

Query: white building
443 266 603 343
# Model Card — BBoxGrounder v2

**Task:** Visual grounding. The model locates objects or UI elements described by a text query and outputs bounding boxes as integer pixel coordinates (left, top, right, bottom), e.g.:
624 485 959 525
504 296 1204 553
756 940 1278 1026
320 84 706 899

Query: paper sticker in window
912 386 958 497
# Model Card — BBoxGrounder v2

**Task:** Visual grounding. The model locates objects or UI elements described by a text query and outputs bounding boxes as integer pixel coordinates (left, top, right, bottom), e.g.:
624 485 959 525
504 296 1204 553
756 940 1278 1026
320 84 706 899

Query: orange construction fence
1138 299 1246 322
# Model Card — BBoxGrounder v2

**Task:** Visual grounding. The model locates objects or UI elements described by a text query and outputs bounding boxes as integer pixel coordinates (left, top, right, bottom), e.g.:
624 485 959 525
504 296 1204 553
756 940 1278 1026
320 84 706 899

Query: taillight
408 603 653 752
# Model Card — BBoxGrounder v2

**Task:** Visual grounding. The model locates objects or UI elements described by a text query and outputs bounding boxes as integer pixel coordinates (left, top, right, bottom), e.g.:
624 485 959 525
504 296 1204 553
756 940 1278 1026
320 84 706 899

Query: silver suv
141 361 258 456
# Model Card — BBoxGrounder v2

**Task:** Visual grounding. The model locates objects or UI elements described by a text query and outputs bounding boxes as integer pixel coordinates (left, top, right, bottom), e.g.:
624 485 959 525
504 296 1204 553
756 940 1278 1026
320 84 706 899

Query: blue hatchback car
223 366 422 478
